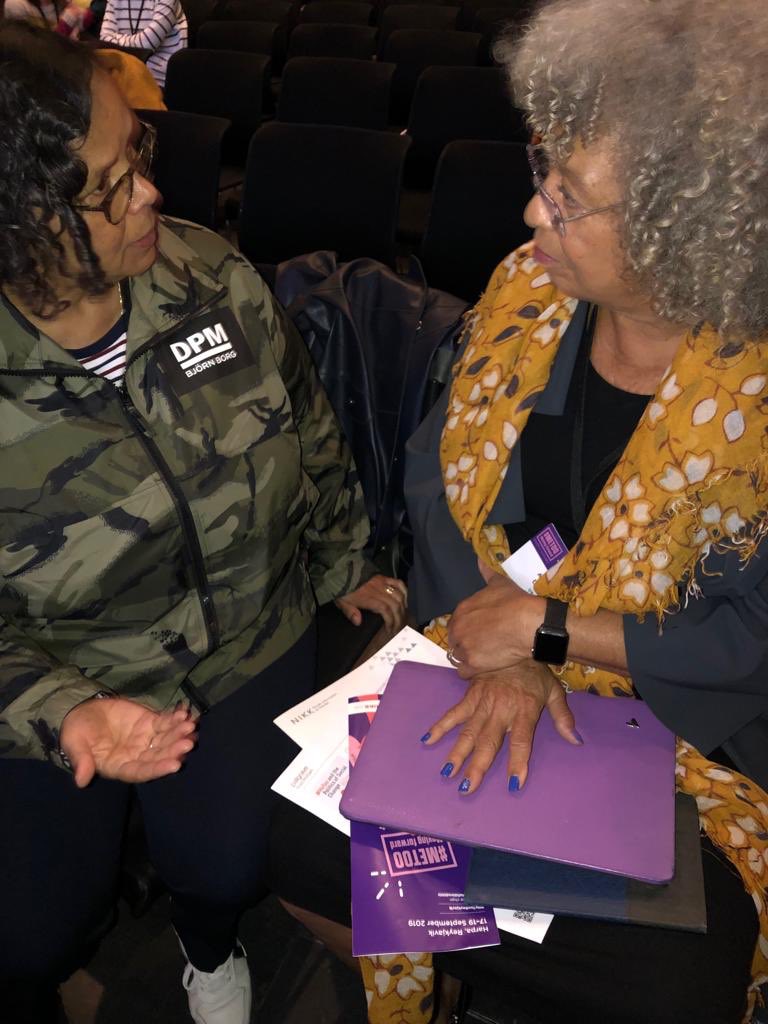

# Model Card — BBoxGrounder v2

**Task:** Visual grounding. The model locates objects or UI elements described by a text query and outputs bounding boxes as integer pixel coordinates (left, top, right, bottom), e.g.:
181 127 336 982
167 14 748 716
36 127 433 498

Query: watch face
533 626 568 666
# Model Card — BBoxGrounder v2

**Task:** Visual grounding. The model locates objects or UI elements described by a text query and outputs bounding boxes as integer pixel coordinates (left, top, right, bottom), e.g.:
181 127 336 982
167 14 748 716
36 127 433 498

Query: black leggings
0 625 316 1016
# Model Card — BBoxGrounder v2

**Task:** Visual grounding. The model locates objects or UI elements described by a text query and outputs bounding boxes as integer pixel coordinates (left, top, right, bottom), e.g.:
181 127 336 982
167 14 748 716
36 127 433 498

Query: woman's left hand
422 660 581 794
447 560 535 678
335 575 408 632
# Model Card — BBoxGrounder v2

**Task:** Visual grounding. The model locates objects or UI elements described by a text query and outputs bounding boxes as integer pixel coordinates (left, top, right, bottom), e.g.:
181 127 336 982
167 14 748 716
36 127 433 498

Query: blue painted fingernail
420 732 431 743
573 730 584 744
440 761 454 777
458 778 471 793
508 775 520 792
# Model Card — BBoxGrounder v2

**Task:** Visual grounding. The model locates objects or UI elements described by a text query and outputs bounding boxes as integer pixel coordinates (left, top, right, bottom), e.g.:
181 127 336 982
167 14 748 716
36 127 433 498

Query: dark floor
84 893 369 1024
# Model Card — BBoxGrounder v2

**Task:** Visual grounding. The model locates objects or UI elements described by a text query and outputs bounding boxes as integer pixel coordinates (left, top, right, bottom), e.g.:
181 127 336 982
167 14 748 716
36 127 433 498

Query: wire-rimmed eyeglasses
526 144 622 237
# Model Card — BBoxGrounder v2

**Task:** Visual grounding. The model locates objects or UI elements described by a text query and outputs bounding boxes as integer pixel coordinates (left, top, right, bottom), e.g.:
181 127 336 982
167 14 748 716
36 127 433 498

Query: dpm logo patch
158 307 255 396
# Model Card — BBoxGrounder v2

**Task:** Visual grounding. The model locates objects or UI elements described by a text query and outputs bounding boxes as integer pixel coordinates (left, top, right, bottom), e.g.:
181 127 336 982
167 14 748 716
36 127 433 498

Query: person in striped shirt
99 0 187 87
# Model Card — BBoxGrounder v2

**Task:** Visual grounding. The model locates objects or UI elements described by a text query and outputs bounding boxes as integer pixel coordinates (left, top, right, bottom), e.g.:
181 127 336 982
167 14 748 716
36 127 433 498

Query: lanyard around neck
568 305 639 534
127 0 148 35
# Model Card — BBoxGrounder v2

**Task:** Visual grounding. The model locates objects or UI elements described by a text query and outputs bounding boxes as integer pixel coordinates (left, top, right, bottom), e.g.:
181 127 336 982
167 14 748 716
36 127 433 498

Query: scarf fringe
545 450 768 629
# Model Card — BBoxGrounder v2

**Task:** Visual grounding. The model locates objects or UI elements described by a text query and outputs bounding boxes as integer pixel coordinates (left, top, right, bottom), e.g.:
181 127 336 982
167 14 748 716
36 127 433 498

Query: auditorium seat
287 22 377 58
164 50 270 163
458 0 529 30
180 0 217 45
379 0 453 9
212 0 294 20
404 65 527 187
377 4 459 55
381 28 481 123
239 122 410 266
277 56 395 129
475 5 528 63
297 0 374 23
136 108 229 229
197 19 279 54
471 4 516 33
419 139 531 301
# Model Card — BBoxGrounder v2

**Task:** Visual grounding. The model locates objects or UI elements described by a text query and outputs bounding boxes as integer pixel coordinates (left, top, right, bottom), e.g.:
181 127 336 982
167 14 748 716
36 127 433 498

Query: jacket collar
0 218 226 373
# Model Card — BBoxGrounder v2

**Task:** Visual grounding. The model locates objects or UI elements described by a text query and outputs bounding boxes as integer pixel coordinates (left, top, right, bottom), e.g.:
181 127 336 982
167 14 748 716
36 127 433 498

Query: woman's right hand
421 660 582 794
59 697 198 788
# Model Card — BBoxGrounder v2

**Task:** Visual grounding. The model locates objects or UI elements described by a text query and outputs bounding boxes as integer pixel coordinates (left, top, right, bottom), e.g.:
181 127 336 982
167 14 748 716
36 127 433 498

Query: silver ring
148 739 155 751
447 648 463 667
385 585 395 596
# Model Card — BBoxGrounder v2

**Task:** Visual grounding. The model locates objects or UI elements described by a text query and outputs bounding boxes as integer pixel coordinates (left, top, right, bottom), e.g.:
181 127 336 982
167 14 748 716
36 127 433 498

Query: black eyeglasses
73 122 157 226
526 144 622 237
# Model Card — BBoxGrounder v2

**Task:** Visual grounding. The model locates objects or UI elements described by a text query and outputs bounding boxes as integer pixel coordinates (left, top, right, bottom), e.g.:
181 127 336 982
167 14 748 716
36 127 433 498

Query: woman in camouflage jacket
0 22 406 1024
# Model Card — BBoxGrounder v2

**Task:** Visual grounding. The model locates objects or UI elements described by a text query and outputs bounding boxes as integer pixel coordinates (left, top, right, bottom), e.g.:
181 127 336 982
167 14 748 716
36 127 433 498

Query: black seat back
239 122 410 266
287 22 377 57
404 65 526 186
136 108 229 229
382 28 480 123
164 49 270 162
197 19 278 53
277 56 395 129
378 3 458 54
297 1 374 23
212 0 294 19
420 139 531 301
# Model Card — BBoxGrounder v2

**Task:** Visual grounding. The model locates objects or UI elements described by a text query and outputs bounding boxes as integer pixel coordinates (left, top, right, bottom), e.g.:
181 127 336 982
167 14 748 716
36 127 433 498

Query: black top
505 320 651 553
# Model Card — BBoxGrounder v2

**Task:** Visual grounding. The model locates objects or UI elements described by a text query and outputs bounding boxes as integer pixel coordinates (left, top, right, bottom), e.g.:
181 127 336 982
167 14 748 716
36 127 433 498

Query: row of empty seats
143 106 531 301
183 25 506 121
184 0 531 38
163 57 524 176
144 0 536 303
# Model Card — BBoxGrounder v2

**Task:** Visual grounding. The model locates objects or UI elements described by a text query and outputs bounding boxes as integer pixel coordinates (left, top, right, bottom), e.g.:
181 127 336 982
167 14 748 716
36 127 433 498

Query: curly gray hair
497 0 768 342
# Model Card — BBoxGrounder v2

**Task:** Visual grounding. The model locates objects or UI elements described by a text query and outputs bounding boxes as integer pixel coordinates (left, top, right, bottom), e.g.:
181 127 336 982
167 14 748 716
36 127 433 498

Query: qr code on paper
511 910 535 923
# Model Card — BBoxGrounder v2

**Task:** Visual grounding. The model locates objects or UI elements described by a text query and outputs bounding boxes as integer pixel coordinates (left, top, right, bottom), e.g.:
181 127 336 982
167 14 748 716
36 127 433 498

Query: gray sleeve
404 386 486 624
625 548 768 768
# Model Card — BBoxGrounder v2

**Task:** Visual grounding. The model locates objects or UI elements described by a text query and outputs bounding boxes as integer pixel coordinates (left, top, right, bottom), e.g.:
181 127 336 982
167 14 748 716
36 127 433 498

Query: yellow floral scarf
426 242 768 1022
361 243 768 1023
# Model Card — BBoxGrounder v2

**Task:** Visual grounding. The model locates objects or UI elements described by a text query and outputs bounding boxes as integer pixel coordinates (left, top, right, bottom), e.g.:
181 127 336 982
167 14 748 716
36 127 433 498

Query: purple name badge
530 524 568 569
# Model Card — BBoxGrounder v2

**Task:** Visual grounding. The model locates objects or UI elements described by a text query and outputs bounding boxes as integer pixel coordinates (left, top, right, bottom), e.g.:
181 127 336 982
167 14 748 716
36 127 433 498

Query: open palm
60 698 198 788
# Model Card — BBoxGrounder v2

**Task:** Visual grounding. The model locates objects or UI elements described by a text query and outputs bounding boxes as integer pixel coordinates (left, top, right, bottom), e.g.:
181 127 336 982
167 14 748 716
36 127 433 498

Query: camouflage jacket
0 218 374 765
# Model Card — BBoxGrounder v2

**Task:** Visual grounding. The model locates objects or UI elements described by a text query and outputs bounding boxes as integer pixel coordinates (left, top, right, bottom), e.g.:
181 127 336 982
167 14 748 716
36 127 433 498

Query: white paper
271 739 351 836
273 626 448 748
272 745 554 943
493 907 553 943
500 539 547 595
272 627 555 946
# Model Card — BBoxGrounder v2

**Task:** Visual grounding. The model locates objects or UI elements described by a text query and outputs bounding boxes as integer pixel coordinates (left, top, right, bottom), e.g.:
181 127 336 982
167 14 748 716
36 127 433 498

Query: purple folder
340 662 676 884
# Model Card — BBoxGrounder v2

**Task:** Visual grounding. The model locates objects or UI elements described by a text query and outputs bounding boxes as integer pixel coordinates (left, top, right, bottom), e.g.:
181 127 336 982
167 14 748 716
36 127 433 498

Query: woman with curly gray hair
269 2 768 1022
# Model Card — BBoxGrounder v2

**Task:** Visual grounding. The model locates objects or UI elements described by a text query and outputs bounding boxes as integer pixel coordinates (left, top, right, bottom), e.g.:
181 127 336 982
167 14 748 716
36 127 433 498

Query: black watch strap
531 597 569 665
543 597 568 632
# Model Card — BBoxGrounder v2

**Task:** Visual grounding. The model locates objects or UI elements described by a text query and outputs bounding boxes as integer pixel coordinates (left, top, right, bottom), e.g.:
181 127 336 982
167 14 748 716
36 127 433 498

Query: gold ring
385 585 395 595
447 648 462 667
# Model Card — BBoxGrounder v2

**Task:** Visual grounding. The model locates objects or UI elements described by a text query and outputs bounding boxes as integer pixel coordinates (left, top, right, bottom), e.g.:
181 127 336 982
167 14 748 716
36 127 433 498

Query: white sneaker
181 940 252 1024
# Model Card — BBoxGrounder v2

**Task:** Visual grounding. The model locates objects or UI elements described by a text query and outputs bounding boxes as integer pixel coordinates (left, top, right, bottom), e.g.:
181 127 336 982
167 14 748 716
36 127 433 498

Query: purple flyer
348 697 500 957
350 822 499 956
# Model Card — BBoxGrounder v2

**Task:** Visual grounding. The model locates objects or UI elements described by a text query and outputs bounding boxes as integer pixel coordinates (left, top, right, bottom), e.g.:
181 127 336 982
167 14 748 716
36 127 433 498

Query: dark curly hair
0 21 109 317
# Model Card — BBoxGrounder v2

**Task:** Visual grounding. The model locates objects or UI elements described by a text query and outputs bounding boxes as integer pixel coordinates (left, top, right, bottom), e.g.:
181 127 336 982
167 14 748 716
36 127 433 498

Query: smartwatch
531 598 569 666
